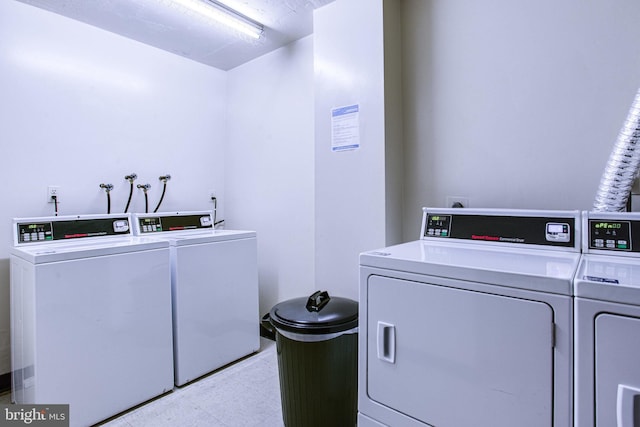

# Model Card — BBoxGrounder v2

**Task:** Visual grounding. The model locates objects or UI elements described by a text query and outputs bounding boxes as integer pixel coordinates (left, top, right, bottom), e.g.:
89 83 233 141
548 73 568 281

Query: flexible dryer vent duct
593 87 640 212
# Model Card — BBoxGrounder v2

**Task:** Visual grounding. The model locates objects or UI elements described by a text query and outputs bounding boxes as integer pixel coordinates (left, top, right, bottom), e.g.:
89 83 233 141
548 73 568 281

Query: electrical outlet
47 186 60 203
209 190 216 201
446 196 468 208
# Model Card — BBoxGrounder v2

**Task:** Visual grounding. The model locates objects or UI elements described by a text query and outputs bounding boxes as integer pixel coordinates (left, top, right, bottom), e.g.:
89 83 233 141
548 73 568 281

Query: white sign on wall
331 104 360 151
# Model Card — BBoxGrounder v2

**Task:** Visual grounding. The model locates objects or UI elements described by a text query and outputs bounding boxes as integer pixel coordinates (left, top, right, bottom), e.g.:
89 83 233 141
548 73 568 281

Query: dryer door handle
617 384 640 427
377 321 396 364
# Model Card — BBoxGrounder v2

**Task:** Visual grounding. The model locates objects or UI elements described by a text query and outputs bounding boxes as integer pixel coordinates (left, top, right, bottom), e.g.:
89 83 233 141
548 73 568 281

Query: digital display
594 222 623 229
547 224 565 233
589 220 632 251
545 222 570 242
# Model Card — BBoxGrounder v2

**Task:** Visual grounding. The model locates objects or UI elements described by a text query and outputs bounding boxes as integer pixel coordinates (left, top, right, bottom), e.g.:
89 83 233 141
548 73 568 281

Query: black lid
269 291 358 335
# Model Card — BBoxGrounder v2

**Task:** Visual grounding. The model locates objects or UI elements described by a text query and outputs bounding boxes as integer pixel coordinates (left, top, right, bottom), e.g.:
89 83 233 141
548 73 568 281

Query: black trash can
269 290 358 427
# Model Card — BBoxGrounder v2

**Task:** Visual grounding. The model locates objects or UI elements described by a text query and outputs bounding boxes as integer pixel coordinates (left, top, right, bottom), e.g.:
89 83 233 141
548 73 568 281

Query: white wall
226 36 315 316
228 0 402 317
402 0 640 239
0 1 227 378
314 0 394 301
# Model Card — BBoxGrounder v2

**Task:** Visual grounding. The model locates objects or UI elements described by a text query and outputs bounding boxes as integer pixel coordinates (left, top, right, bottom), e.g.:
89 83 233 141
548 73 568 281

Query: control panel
588 220 632 252
17 222 53 243
421 209 579 249
424 215 452 238
137 214 213 234
15 216 131 245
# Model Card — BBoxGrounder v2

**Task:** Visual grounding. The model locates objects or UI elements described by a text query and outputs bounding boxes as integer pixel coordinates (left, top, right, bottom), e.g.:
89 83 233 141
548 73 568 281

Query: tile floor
0 338 284 427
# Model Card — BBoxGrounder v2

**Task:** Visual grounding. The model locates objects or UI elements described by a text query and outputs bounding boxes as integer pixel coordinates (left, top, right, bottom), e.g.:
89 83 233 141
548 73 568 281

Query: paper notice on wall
331 104 360 152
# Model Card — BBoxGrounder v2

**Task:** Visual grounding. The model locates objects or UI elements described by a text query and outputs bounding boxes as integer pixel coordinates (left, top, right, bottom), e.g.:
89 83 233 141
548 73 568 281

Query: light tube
168 0 264 39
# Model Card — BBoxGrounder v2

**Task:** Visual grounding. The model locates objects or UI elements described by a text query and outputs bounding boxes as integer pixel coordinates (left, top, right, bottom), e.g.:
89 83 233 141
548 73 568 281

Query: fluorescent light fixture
169 0 264 39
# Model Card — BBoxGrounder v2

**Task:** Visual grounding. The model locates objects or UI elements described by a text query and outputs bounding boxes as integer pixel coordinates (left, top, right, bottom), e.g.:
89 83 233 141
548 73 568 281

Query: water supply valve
100 183 114 193
137 183 151 193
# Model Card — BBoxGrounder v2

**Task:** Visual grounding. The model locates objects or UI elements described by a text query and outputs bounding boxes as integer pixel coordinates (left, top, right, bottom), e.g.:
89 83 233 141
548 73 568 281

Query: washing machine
575 211 640 427
133 211 259 386
358 208 581 427
10 214 174 427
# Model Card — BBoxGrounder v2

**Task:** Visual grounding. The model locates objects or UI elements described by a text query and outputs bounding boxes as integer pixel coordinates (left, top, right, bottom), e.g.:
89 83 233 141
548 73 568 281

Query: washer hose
123 173 137 213
211 196 225 227
153 175 171 213
137 183 151 213
99 183 114 214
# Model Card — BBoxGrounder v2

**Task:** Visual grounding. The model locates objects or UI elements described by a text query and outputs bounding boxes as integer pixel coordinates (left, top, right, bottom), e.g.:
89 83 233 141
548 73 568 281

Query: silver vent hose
593 87 640 212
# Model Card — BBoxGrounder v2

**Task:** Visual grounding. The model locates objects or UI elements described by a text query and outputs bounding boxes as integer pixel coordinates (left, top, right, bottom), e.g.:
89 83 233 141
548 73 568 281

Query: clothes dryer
133 211 259 386
359 208 581 427
575 211 640 427
10 214 173 427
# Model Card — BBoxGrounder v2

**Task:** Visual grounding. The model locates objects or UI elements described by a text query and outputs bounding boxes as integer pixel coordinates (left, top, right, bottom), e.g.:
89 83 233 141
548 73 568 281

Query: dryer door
595 313 640 427
366 275 554 427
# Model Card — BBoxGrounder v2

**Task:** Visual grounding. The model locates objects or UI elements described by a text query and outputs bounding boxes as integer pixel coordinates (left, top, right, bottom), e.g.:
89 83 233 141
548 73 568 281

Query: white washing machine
133 211 259 386
575 211 640 427
359 208 581 427
10 214 174 427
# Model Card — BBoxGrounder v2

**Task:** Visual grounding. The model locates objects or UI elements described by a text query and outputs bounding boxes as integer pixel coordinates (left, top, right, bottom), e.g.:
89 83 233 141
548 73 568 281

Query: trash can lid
269 290 358 335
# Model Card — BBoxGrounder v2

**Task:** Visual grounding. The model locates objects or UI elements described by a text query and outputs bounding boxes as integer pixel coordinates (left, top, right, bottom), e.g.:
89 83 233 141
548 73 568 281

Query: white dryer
575 211 640 427
10 214 174 427
359 208 581 427
133 211 259 386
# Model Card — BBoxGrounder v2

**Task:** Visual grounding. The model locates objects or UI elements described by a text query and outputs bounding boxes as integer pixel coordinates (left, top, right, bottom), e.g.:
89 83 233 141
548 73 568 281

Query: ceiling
16 0 334 70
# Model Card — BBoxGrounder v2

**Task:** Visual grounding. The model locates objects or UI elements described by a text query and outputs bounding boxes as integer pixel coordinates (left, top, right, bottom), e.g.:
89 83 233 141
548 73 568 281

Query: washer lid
575 254 640 305
360 240 579 296
9 236 168 264
269 291 358 335
168 230 256 246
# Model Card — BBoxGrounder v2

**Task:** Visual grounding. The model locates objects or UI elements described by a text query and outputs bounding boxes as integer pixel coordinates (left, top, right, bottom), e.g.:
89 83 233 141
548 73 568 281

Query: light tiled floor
1 338 284 427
